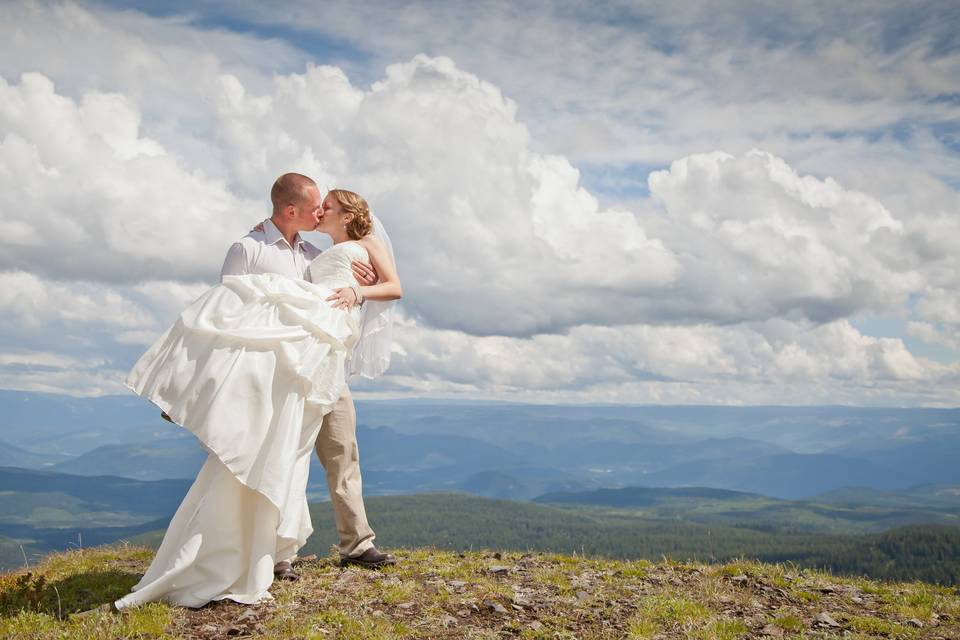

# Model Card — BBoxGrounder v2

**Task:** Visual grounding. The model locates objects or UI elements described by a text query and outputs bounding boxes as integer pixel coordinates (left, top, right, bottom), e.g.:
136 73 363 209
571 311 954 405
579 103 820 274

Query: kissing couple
115 173 402 609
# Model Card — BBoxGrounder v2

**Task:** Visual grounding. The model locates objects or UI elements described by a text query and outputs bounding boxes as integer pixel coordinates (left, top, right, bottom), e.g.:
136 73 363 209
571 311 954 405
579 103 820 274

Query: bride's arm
326 236 401 310
355 235 402 301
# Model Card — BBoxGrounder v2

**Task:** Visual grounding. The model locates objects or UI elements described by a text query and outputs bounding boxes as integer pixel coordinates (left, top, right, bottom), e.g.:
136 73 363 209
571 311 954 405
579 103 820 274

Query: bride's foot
273 560 299 581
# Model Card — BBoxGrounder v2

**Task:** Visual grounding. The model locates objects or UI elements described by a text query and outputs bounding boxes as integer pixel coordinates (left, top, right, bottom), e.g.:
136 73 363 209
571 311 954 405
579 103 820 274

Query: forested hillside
126 493 960 585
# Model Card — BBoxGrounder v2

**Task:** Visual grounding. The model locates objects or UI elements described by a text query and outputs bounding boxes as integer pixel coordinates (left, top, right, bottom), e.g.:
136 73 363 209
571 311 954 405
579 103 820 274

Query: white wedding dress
115 241 370 609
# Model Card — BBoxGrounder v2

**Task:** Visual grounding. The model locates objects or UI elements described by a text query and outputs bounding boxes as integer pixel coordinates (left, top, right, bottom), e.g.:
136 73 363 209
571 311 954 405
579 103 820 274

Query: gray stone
74 603 113 618
813 612 840 628
291 554 317 565
483 599 509 614
236 609 258 623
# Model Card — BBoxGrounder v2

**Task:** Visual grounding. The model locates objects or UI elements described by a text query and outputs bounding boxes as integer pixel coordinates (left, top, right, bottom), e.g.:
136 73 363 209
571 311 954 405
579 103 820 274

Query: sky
0 0 958 405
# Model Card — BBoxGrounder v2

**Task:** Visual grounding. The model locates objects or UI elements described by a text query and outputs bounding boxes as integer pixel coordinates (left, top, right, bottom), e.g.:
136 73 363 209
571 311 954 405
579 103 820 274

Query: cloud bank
0 1 956 405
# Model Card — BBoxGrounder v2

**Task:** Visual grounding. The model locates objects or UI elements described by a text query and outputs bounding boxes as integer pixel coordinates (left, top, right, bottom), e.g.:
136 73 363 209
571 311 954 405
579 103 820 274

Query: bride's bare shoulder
358 234 386 253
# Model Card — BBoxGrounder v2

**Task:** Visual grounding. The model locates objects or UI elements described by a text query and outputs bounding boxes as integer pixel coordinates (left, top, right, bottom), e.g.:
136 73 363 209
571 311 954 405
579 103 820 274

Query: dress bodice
307 241 368 289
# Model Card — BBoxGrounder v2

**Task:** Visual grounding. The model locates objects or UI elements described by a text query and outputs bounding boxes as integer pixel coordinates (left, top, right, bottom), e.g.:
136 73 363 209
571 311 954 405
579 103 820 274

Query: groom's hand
352 260 378 286
327 287 360 310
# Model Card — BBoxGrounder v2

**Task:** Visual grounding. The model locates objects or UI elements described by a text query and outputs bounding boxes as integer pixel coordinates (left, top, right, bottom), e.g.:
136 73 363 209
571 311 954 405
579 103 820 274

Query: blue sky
0 0 958 405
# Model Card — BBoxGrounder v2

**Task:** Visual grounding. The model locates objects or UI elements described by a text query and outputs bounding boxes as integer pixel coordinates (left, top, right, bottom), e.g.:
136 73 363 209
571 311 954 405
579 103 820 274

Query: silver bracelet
351 285 364 306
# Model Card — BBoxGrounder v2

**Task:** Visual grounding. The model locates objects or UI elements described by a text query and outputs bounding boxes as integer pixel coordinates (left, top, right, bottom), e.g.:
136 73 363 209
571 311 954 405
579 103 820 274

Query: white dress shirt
220 218 322 281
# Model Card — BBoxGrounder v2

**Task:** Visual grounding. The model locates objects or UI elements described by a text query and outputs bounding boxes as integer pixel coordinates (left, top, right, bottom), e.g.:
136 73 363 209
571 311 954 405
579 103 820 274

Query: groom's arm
220 242 249 281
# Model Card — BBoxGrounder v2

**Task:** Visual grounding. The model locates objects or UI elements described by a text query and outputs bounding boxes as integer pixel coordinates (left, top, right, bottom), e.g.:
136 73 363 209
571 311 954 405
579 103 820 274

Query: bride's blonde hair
329 189 372 240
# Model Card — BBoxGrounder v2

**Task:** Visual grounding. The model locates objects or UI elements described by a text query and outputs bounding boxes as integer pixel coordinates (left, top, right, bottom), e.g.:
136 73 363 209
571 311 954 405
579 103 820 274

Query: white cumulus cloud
644 150 923 324
0 0 956 404
0 72 258 283
209 55 681 335
0 271 151 330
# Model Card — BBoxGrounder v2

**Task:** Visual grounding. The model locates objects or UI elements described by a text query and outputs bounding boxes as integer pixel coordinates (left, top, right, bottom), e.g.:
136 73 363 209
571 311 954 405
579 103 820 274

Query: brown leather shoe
339 547 397 569
273 560 299 581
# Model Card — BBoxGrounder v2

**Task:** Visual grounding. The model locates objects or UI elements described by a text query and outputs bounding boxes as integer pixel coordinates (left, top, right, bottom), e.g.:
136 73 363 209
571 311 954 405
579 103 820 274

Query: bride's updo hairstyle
329 188 373 240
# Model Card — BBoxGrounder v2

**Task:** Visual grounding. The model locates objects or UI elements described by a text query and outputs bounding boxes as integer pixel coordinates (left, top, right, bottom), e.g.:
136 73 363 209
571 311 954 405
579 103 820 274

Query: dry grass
0 544 958 639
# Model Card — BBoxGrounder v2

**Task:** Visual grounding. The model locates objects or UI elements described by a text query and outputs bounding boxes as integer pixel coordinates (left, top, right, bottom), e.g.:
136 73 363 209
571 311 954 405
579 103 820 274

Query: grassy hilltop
1 544 958 639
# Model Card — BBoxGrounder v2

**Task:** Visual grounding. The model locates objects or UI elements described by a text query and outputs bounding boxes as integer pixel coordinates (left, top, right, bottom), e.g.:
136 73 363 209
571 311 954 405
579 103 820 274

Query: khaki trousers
314 386 376 557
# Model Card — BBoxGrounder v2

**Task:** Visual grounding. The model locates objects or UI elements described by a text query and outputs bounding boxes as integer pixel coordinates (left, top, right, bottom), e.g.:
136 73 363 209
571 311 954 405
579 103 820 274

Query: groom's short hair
271 173 317 210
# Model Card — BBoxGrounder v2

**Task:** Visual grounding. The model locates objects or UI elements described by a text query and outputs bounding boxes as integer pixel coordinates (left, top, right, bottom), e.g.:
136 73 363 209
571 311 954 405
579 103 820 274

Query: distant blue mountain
811 484 960 508
454 469 597 500
534 485 759 506
0 390 180 457
641 453 907 499
0 439 67 469
1 391 957 502
0 466 190 516
835 434 960 485
52 440 207 480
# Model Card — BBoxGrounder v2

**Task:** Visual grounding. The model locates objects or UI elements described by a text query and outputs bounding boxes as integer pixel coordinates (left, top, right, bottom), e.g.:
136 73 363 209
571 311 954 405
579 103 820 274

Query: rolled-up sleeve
220 242 248 281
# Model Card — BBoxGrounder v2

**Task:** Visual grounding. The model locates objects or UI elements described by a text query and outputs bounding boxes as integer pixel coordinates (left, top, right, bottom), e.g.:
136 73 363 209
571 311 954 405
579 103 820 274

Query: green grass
846 614 920 639
264 608 413 640
693 619 748 640
0 604 175 640
379 579 418 605
793 588 821 602
638 594 711 629
2 543 959 640
0 545 152 619
772 612 805 632
617 559 652 579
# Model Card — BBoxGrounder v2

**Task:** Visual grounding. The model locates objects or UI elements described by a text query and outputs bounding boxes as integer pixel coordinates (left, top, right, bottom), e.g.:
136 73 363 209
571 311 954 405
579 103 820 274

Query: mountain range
1 391 957 501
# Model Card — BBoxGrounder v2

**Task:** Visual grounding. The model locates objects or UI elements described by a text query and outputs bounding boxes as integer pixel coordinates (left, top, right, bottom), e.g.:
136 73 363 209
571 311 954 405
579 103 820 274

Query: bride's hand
250 221 266 233
326 287 359 310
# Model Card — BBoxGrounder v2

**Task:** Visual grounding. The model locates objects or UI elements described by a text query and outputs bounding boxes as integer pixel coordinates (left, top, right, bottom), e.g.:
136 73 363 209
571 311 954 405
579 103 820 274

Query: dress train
115 271 359 609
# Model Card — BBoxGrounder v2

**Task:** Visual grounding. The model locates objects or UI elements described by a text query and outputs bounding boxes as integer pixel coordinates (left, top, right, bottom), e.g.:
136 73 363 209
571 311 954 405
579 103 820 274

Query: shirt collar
263 218 305 249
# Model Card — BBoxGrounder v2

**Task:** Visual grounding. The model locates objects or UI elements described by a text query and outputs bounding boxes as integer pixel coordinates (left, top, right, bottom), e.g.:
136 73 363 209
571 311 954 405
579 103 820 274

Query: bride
115 189 401 609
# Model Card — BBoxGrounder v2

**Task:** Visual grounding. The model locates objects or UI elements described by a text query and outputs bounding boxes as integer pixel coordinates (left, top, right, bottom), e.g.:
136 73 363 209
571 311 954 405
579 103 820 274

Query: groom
220 172 397 577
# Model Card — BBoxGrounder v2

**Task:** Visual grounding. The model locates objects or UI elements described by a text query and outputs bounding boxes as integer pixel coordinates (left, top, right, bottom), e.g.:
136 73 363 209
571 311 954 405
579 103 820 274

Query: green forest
287 494 960 585
7 490 956 586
